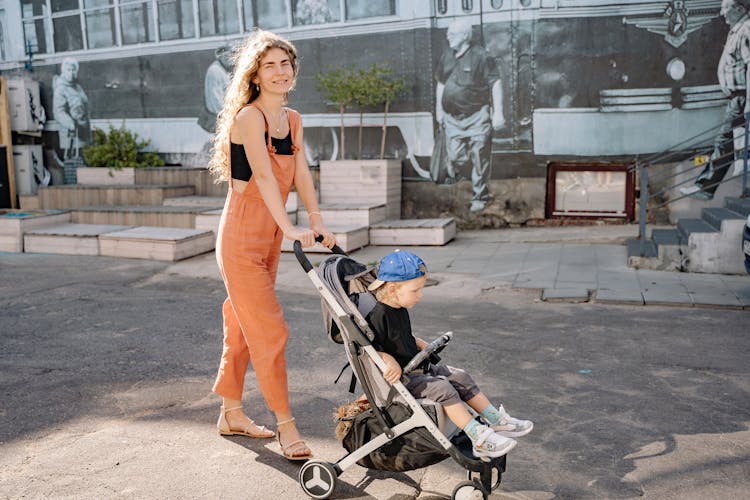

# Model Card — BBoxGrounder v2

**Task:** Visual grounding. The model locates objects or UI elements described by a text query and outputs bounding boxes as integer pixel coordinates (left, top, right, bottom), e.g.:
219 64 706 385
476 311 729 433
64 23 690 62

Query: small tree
371 65 406 159
82 124 164 173
316 64 406 160
315 67 357 160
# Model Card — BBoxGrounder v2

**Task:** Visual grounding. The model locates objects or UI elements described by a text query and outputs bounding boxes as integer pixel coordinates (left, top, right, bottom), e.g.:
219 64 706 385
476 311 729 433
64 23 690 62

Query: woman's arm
292 117 336 248
236 106 315 247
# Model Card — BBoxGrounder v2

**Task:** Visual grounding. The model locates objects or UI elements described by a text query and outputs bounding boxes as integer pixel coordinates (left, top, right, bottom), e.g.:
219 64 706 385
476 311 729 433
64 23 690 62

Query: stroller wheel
452 480 488 500
298 460 337 499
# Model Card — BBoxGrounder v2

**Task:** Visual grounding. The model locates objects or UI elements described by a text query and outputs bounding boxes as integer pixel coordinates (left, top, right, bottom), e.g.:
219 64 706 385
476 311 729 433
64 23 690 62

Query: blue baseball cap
368 250 427 291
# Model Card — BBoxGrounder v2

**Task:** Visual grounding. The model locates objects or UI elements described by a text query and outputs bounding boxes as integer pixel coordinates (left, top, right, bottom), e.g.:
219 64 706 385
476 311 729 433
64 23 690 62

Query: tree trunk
339 104 346 160
358 109 364 160
380 99 390 160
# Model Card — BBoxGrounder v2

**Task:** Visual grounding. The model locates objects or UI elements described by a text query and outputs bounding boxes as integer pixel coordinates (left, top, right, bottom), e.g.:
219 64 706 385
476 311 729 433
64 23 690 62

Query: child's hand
380 352 402 384
415 337 428 350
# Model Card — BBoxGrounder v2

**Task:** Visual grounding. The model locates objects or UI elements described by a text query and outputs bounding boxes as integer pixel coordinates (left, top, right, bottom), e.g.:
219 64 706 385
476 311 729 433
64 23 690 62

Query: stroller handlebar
293 235 347 272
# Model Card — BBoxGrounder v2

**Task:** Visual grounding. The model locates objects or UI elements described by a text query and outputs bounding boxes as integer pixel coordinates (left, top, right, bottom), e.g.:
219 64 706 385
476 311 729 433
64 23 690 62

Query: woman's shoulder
235 105 266 129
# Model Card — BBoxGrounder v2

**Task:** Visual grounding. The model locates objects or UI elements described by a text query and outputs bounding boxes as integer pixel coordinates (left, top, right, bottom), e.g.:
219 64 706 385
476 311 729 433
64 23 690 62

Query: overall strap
287 108 301 156
240 103 272 149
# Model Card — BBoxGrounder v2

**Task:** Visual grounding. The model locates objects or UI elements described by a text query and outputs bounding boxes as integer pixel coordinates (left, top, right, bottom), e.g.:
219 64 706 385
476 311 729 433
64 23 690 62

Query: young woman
208 30 336 461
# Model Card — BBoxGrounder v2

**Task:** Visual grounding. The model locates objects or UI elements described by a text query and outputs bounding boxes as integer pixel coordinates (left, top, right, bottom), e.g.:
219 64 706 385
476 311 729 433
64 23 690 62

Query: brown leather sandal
277 417 313 461
217 405 275 438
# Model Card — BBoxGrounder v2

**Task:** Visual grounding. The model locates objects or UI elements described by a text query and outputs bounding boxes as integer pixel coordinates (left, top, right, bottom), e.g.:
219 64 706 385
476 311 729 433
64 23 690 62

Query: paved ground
1 225 748 499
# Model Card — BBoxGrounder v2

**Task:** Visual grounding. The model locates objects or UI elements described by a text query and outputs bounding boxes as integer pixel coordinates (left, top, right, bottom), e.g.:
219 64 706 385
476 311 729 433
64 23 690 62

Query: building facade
0 0 727 221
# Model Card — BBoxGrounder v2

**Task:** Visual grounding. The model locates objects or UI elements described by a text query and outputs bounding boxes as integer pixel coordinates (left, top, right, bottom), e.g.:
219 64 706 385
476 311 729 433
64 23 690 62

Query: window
18 0 401 54
346 0 395 20
85 8 116 48
158 0 195 40
252 0 289 29
436 0 447 15
121 0 155 44
491 0 503 9
199 0 240 36
461 0 472 13
52 14 83 52
293 0 339 26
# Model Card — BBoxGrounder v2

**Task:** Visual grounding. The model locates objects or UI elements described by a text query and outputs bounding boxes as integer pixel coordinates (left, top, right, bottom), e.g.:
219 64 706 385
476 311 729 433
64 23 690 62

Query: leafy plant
316 64 406 160
82 124 164 171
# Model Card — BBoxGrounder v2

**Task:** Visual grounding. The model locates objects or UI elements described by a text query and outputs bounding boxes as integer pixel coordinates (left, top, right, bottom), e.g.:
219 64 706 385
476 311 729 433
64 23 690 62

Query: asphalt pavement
1 224 748 499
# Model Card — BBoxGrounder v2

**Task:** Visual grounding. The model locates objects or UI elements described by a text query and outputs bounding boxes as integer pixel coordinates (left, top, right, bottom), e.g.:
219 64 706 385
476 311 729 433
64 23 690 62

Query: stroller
293 240 507 500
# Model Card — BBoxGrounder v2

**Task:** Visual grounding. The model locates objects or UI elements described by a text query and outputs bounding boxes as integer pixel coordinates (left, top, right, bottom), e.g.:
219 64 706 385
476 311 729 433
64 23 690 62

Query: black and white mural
51 57 90 162
2 0 729 218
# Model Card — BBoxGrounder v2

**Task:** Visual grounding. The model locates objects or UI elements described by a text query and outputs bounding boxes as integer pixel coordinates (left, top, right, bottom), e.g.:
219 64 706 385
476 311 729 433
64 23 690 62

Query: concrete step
39 184 195 209
677 218 717 241
369 218 456 246
725 196 750 217
77 167 227 196
298 203 387 227
23 223 131 256
99 226 215 261
135 167 227 197
702 207 745 231
191 208 298 236
280 225 369 253
163 195 226 208
0 209 71 252
70 205 221 229
651 228 683 246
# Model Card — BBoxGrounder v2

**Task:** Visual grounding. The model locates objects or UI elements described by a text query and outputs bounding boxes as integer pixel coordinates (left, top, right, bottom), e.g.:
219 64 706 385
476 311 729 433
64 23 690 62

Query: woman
208 30 336 461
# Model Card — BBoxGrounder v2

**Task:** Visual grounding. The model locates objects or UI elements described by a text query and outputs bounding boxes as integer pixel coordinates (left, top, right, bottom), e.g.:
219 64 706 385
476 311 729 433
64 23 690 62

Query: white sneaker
679 184 701 196
472 425 517 459
489 405 534 437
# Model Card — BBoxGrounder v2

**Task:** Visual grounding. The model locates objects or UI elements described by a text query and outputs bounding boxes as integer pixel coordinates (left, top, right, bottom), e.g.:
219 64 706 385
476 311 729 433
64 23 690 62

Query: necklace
260 105 286 135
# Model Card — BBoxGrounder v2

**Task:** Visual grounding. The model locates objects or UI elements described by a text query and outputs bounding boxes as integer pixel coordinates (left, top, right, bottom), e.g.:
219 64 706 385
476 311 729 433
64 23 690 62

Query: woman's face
254 47 295 95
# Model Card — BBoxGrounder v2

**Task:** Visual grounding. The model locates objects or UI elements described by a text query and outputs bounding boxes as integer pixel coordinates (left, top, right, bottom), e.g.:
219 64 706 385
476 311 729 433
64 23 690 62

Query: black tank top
230 132 293 181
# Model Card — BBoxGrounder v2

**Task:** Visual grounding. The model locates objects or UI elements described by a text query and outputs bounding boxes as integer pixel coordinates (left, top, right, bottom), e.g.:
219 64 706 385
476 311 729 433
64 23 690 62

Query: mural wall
0 0 729 219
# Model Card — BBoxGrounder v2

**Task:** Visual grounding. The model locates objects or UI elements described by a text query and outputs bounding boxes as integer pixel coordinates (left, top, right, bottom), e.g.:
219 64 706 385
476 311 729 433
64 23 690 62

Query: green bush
82 124 164 170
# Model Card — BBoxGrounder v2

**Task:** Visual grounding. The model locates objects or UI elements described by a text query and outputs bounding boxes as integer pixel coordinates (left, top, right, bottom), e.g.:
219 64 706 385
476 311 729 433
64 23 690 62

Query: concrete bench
369 218 456 246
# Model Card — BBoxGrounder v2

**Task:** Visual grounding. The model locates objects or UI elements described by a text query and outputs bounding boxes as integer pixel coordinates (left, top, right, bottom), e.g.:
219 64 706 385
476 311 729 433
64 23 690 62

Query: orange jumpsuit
212 106 301 413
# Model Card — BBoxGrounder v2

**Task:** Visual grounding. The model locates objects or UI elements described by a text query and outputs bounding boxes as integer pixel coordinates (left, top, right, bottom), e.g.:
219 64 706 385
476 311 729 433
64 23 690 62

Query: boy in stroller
365 249 533 459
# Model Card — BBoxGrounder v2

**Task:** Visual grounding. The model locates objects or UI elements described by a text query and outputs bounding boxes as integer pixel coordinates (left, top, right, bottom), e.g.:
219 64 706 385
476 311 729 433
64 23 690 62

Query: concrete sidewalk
1 225 749 500
172 224 750 309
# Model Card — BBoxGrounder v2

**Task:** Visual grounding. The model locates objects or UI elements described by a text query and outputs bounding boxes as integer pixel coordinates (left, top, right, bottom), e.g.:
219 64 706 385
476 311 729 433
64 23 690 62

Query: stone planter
319 159 402 220
76 167 136 185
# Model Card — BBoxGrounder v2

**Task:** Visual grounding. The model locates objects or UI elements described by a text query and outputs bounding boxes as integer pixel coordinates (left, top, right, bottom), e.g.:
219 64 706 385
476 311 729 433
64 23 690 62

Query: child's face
391 275 426 309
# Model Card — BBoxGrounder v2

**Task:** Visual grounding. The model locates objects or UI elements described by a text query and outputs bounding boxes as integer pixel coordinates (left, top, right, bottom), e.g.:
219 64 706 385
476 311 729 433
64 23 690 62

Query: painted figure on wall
434 19 504 213
53 57 90 161
198 45 233 133
681 0 750 200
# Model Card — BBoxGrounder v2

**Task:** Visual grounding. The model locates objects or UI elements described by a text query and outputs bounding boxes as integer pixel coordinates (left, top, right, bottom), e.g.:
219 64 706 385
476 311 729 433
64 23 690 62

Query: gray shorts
404 364 481 406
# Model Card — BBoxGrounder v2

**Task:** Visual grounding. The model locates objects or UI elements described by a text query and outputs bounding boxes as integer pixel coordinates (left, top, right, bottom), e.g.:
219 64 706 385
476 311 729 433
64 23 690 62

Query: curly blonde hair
208 30 299 181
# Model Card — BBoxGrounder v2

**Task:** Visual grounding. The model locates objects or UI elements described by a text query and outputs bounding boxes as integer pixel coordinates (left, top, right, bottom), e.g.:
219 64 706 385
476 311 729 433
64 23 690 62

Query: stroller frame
294 241 506 500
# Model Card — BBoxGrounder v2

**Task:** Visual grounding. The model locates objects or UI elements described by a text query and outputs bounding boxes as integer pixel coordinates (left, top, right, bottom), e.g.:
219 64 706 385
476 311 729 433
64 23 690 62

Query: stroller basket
293 239 505 500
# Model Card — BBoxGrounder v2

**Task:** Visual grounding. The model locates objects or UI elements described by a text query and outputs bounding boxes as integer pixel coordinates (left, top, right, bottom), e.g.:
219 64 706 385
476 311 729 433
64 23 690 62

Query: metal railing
632 112 750 257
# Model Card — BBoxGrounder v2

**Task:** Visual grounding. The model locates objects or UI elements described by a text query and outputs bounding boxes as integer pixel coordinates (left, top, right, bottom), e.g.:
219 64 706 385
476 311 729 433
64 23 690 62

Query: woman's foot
277 417 313 461
218 405 275 438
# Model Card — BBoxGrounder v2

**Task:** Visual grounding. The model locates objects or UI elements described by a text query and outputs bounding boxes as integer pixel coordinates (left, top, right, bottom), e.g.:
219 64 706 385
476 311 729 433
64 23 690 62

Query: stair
13 160 456 261
628 200 747 274
70 205 222 229
38 184 195 209
24 223 131 256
